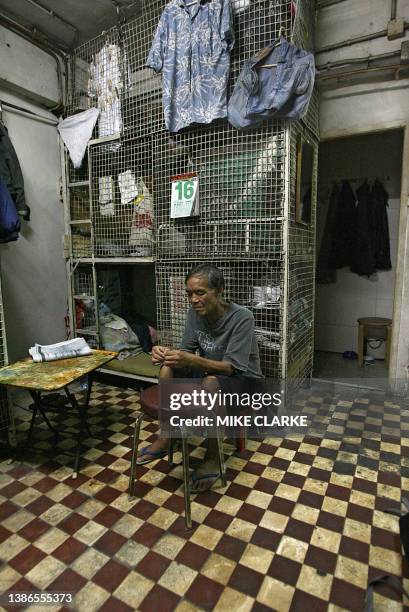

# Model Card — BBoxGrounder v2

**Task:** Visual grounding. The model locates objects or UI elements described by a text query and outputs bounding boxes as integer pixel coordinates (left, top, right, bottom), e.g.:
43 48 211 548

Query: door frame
318 122 409 387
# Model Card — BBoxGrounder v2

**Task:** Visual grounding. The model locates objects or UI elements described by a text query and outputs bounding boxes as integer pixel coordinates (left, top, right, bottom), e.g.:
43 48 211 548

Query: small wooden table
357 317 392 368
0 350 117 476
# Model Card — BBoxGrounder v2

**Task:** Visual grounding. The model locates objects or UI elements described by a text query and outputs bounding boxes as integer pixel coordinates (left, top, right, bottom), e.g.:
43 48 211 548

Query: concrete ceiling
0 0 142 51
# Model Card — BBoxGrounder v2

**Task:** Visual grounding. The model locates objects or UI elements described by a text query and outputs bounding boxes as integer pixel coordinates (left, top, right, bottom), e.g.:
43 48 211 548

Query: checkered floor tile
0 381 408 611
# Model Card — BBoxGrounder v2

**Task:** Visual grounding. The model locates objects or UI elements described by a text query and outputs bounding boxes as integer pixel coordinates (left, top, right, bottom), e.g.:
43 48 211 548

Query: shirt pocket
293 63 313 95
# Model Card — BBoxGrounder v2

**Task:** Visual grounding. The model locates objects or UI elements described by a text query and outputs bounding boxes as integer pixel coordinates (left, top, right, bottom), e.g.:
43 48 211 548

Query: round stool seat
140 384 159 419
357 317 392 327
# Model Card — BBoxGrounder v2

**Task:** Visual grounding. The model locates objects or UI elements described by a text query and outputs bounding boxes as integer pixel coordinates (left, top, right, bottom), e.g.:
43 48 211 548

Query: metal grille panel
156 260 283 378
89 139 153 258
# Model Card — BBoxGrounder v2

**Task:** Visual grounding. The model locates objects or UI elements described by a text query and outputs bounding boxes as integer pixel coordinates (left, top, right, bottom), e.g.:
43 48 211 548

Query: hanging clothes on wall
350 180 377 276
0 176 20 243
88 43 129 139
316 183 339 284
330 180 356 270
0 122 30 220
372 178 392 270
146 0 234 133
317 178 392 283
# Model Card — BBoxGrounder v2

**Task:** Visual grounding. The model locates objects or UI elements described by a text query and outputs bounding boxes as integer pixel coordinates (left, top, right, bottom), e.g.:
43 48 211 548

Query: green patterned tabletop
0 350 117 391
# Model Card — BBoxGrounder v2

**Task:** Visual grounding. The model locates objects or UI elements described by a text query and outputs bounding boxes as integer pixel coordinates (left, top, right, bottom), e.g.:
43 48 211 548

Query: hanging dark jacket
0 122 30 221
316 183 339 284
0 176 20 243
330 180 356 269
371 179 391 270
350 180 376 276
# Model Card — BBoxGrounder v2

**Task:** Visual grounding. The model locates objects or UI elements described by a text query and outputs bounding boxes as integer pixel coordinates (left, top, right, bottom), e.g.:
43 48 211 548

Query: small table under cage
0 350 116 476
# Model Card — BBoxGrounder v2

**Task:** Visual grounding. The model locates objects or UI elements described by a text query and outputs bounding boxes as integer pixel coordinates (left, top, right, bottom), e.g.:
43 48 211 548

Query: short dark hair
185 264 225 292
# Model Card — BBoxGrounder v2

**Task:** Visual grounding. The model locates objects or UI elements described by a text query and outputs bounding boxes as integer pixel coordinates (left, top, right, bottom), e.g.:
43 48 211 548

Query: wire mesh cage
64 0 318 385
89 139 154 258
73 266 94 296
68 184 90 221
286 121 318 381
154 125 287 260
156 260 283 378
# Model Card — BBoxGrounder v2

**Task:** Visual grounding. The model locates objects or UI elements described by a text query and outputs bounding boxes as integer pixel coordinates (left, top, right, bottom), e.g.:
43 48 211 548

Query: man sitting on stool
137 263 264 492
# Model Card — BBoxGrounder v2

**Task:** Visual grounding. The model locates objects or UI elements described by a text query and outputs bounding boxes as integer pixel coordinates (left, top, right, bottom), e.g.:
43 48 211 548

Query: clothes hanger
261 27 286 68
185 0 211 6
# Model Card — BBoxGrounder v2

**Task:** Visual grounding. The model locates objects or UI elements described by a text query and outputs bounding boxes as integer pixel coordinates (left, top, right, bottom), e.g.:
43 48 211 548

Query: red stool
128 384 227 529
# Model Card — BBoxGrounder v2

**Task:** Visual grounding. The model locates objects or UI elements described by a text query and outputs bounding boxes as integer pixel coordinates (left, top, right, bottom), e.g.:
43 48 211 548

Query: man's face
186 275 222 318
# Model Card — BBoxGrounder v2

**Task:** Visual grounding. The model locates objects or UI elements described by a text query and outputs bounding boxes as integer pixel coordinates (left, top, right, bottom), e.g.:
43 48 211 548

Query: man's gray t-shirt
180 302 263 379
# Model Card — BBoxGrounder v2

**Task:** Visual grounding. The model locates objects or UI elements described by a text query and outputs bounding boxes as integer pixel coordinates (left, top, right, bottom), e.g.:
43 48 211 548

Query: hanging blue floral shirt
147 0 234 133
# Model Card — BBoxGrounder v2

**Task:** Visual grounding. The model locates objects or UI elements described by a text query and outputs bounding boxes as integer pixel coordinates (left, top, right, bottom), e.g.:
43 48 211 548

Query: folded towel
29 338 91 362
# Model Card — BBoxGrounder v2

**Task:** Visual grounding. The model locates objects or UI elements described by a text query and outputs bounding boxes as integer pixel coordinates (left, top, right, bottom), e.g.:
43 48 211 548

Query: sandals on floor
189 472 221 493
136 446 168 465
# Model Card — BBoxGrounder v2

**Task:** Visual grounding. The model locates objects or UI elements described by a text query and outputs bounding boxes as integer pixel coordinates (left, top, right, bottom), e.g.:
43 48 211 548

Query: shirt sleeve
180 308 200 353
146 13 167 73
220 0 234 52
223 311 254 373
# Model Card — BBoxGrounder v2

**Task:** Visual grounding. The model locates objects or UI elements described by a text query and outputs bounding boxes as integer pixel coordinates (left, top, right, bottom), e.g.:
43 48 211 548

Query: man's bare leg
190 376 224 491
137 365 173 460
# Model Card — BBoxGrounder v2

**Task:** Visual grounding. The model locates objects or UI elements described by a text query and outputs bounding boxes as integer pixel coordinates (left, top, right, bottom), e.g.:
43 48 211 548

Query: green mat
105 352 160 378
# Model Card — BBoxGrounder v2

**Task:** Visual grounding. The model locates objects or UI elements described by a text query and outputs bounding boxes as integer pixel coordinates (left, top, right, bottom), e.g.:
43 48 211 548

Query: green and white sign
170 173 199 219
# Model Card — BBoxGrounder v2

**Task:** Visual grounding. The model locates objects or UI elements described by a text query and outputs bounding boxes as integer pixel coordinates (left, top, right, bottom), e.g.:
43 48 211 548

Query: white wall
316 0 409 383
0 78 67 360
315 130 403 356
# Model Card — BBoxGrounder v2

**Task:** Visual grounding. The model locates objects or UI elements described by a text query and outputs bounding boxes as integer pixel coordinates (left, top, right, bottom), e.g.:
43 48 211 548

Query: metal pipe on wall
317 0 350 7
317 50 401 71
317 23 409 54
23 0 79 47
391 0 398 20
318 63 405 81
0 100 59 126
0 11 67 111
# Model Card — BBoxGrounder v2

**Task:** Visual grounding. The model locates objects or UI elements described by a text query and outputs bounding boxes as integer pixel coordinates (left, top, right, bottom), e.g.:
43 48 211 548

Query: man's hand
151 345 168 365
163 350 193 369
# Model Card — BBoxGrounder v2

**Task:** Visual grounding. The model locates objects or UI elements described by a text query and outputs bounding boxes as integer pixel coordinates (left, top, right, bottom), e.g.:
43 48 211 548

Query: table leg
28 391 58 435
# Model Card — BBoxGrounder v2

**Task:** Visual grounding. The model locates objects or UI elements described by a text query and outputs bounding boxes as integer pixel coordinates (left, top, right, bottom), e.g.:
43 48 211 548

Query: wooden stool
357 317 392 367
128 385 228 529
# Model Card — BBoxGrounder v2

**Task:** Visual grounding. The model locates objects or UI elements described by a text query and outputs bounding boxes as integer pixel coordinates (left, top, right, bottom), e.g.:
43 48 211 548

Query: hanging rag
88 43 128 139
118 170 138 205
0 122 30 220
0 176 20 243
98 175 115 217
371 178 392 270
57 108 100 169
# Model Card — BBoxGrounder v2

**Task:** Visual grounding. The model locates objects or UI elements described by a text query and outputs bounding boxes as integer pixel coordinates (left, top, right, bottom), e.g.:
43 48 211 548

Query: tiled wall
315 130 403 357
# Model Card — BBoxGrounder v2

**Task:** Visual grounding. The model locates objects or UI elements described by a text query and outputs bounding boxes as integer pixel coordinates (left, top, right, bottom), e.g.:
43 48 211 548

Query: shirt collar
179 0 202 20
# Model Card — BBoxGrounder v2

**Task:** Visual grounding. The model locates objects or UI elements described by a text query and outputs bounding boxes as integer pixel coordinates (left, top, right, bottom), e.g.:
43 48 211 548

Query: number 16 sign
170 173 199 219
